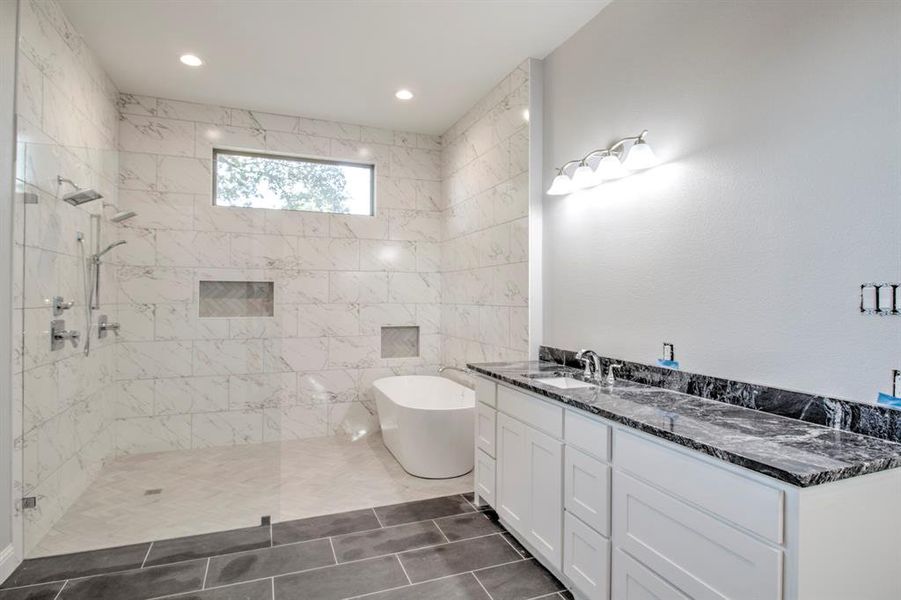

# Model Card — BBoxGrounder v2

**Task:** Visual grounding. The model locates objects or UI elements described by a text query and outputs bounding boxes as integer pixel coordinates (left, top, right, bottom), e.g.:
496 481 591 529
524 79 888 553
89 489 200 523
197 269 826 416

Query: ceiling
61 0 610 135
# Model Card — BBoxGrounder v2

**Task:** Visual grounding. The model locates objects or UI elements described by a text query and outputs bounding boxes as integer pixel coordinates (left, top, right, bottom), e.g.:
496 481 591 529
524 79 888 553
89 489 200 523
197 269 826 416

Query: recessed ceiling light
179 54 203 67
395 89 414 101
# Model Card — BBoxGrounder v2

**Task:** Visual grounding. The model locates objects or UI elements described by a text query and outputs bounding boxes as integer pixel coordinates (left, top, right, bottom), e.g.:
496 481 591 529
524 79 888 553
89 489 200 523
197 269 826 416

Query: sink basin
533 377 597 390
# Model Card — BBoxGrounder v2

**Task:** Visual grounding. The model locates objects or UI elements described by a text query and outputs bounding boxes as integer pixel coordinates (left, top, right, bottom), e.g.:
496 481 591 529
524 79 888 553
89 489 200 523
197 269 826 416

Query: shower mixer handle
50 319 80 350
97 315 120 339
52 296 75 316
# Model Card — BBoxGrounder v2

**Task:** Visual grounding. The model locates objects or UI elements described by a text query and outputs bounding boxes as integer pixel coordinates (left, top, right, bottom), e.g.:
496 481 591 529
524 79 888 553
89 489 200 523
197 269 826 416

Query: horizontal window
213 149 374 215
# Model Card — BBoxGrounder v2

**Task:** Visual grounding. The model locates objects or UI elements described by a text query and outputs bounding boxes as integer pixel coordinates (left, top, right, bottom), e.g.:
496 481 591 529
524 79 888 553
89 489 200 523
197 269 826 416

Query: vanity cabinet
473 375 901 600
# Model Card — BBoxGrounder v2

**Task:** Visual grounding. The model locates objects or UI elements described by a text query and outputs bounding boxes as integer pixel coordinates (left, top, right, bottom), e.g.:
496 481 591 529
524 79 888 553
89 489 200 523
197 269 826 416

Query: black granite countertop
467 360 901 487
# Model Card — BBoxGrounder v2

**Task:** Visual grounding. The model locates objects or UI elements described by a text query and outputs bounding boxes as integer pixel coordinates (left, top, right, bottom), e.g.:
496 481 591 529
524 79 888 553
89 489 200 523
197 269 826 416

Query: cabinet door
564 446 611 536
496 413 529 536
564 512 610 600
612 549 690 600
526 425 564 569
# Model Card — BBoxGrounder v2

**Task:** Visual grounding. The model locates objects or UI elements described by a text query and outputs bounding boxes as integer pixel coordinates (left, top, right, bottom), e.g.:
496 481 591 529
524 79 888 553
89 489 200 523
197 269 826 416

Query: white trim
0 0 22 585
526 57 544 361
0 543 17 583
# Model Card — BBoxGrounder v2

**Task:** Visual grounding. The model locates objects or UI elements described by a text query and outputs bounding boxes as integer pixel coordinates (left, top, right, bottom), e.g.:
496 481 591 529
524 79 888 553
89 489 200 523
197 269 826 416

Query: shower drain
144 488 163 496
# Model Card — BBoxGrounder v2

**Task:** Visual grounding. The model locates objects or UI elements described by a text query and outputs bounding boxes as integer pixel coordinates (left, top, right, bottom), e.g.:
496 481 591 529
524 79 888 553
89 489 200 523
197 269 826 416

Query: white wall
542 0 901 403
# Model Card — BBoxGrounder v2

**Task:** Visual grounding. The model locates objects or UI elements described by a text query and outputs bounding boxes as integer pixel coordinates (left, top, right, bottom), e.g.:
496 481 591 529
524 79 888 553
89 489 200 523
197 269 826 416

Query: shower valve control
50 319 80 351
97 315 120 339
52 296 75 316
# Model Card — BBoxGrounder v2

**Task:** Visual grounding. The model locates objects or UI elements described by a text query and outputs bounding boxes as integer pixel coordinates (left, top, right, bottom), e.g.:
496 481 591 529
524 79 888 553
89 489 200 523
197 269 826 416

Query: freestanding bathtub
372 376 475 479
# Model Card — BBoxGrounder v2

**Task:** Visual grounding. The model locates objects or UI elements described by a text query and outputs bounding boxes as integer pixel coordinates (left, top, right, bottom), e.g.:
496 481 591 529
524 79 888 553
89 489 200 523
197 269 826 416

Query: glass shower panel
14 0 282 557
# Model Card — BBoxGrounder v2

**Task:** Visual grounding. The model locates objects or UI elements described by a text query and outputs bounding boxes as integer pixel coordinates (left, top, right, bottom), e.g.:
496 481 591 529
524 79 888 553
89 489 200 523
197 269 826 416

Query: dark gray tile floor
1 494 570 600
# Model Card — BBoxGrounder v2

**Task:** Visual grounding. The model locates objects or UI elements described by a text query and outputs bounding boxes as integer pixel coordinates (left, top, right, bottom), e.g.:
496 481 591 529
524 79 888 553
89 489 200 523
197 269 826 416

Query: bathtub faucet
438 366 469 375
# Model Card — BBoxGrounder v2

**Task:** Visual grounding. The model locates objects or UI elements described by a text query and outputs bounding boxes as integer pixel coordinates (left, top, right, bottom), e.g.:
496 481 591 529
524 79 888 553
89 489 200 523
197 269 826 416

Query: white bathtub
373 376 475 479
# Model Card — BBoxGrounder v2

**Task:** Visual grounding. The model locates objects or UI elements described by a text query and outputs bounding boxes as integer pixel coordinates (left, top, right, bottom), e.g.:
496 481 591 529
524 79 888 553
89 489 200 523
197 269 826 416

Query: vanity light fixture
570 162 597 189
179 53 203 67
395 89 414 101
547 129 659 195
623 135 660 171
546 160 581 196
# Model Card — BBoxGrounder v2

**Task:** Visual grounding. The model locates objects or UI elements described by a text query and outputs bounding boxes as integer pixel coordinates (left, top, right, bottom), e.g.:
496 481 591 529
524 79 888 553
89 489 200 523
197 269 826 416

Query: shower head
111 210 137 223
93 240 127 261
62 189 103 205
58 176 103 206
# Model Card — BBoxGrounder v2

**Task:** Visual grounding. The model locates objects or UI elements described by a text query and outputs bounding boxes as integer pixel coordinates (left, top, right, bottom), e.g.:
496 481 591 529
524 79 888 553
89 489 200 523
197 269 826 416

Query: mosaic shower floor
31 433 472 558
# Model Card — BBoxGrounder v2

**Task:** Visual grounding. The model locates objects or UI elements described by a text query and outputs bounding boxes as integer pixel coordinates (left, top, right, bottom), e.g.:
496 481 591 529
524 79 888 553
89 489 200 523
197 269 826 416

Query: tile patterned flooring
32 434 473 557
2 494 571 600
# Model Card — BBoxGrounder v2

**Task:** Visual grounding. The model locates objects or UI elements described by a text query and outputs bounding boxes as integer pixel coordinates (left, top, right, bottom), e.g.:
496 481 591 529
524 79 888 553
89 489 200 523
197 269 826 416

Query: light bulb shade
570 165 597 189
595 155 628 180
546 174 572 196
623 141 659 170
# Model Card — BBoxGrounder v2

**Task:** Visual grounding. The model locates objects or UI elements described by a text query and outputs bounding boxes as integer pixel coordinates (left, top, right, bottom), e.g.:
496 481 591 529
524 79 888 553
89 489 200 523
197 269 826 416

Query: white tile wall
114 93 445 455
440 61 531 368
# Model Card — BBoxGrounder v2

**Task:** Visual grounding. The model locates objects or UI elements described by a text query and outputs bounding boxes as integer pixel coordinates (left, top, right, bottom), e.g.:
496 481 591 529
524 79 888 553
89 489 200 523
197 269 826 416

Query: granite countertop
467 360 901 487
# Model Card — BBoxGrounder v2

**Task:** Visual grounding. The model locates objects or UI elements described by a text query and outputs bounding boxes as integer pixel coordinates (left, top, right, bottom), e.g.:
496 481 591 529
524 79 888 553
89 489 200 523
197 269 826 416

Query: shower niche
198 280 275 318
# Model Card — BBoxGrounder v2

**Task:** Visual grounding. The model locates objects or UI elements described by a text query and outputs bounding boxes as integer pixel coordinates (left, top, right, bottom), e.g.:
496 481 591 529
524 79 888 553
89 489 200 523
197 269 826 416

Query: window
213 149 374 215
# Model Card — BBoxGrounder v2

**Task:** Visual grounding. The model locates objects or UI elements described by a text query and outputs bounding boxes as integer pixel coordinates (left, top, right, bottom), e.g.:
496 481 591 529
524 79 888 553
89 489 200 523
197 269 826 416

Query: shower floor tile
30 433 472 558
3 496 570 600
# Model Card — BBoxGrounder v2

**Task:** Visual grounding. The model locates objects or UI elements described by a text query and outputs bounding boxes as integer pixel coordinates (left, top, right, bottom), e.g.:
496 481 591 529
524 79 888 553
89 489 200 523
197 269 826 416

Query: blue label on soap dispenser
877 393 901 409
657 359 680 370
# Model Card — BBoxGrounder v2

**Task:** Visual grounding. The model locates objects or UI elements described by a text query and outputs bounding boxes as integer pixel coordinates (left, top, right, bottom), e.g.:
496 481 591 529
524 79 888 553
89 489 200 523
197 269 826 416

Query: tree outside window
214 150 374 215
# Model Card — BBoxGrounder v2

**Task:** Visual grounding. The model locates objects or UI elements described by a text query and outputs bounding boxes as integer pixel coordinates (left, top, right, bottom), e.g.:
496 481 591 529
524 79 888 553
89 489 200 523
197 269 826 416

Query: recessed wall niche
381 326 420 358
199 281 274 318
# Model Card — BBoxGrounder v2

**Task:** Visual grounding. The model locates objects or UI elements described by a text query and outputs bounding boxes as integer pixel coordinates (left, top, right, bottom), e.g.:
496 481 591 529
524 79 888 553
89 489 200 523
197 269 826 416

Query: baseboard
0 543 19 584
496 515 574 596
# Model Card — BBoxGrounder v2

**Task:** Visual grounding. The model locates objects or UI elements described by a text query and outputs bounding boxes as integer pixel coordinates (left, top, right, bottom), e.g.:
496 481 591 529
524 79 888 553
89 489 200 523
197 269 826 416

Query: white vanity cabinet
473 375 901 600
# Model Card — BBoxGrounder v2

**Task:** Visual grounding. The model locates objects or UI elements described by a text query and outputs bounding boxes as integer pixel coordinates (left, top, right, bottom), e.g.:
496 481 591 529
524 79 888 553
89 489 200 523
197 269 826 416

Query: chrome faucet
575 349 602 381
438 366 469 376
605 363 623 385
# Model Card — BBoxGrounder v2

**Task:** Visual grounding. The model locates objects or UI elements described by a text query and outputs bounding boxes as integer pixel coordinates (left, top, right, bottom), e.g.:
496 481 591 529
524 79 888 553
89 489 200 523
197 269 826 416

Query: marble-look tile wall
13 0 120 554
439 61 531 368
114 95 443 454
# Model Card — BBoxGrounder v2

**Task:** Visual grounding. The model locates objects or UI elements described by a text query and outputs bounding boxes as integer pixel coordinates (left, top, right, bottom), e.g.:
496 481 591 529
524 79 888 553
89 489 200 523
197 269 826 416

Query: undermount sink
532 376 597 390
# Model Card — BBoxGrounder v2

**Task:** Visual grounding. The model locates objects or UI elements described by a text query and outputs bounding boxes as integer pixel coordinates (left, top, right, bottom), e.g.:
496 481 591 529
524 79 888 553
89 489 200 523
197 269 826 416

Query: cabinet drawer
612 548 690 600
564 512 610 600
564 446 610 536
477 403 496 457
475 376 497 407
498 385 563 438
613 472 783 600
475 449 496 507
565 410 610 462
615 431 784 543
